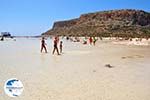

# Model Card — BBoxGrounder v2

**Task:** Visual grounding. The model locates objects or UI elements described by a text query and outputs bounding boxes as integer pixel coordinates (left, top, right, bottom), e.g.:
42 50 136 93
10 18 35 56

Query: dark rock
105 64 114 68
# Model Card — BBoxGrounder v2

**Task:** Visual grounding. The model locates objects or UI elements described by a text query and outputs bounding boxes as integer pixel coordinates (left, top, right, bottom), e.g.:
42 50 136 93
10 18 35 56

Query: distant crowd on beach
40 36 150 55
0 36 16 41
67 36 98 45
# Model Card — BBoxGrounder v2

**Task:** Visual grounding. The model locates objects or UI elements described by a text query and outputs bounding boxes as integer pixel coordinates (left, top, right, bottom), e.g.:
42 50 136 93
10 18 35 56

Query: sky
0 0 150 36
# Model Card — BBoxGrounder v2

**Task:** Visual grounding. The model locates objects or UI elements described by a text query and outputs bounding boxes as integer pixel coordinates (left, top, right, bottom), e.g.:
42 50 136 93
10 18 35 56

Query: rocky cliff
43 9 150 37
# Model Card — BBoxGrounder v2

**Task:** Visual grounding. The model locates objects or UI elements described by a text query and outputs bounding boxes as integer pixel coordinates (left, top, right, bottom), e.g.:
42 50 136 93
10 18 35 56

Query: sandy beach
0 38 150 100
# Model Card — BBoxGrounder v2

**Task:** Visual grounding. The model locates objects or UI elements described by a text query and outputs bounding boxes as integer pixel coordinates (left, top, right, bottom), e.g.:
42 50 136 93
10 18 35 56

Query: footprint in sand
67 51 91 55
122 55 144 59
93 70 97 72
135 55 144 58
121 57 126 59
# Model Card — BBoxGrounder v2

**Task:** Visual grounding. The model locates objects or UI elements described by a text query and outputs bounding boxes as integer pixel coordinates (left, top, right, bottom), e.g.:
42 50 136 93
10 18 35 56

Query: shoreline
1 36 150 46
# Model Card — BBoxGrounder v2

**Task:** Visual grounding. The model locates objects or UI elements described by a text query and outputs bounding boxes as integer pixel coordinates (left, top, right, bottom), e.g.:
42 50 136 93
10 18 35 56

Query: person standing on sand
60 41 63 53
41 37 48 53
52 37 60 55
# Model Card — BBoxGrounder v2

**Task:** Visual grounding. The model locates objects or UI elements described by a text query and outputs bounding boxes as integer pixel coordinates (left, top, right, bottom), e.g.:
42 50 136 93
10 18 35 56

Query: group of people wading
41 37 62 55
40 36 98 55
89 37 97 45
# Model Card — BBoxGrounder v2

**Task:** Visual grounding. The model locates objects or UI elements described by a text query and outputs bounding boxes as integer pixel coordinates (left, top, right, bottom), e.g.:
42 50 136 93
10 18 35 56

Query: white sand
0 38 150 100
112 38 150 46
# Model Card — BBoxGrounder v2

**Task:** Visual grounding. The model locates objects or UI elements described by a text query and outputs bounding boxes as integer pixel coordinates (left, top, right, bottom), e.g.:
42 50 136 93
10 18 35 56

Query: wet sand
0 38 150 100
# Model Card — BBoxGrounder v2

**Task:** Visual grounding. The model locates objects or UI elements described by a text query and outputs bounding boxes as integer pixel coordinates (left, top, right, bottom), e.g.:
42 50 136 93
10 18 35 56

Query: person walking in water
60 41 63 53
89 37 93 45
52 37 60 55
93 37 97 46
41 37 48 53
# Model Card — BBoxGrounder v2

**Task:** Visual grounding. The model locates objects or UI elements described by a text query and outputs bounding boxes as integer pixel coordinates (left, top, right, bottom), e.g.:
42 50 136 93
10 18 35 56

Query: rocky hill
43 9 150 37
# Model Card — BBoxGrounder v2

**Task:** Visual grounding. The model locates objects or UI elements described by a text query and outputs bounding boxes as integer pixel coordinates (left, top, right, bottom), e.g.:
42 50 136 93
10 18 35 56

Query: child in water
41 37 48 53
60 41 63 53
